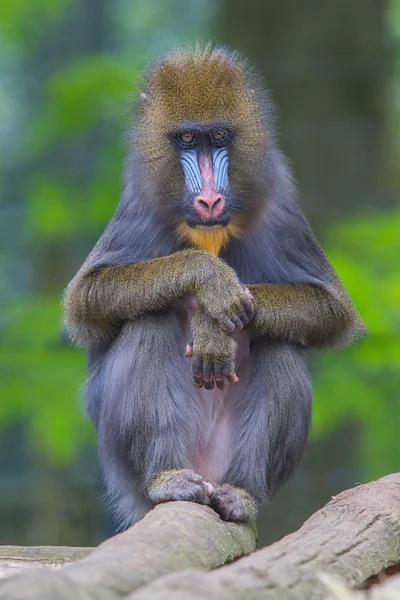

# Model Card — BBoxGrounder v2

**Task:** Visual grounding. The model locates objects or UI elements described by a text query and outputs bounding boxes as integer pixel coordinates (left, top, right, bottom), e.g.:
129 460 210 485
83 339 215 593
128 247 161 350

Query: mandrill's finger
236 305 249 326
184 334 194 357
231 314 244 331
192 356 204 387
242 297 255 320
202 361 213 380
240 283 254 302
244 286 254 301
203 481 215 496
219 316 236 334
203 379 214 390
226 372 239 384
184 343 193 357
202 361 214 390
214 364 225 390
223 363 239 384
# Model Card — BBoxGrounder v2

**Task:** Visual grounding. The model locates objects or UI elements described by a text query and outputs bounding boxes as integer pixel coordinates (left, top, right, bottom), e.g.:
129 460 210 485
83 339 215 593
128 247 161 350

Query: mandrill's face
171 121 232 229
136 47 268 255
171 120 248 256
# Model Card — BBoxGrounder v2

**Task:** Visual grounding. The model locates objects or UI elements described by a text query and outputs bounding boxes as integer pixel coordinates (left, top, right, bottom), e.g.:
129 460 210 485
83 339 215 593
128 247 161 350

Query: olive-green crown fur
135 45 269 183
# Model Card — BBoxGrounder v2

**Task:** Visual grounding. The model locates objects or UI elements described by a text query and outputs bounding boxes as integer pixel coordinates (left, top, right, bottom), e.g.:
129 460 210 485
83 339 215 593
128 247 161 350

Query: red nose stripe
199 152 217 198
195 152 225 219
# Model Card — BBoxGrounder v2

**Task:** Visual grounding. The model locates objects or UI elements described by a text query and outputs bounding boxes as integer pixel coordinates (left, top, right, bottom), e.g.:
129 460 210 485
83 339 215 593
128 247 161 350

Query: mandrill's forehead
147 55 248 123
138 48 266 134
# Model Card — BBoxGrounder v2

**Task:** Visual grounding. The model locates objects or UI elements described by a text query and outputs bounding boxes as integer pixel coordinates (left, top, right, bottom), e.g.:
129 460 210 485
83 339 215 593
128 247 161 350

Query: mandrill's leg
213 340 312 521
90 311 213 529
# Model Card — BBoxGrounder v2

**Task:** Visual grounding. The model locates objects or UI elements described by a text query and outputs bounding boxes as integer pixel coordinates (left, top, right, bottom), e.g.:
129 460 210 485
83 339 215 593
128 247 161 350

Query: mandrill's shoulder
222 191 328 286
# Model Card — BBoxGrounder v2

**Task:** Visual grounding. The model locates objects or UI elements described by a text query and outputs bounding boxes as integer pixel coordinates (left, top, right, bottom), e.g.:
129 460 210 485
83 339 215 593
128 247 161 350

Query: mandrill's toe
210 484 258 521
146 469 214 506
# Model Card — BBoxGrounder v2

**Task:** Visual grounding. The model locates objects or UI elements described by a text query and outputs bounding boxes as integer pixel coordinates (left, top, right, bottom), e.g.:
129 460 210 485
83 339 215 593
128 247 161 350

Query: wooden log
358 572 400 599
0 501 256 599
1 474 399 600
127 473 400 600
0 546 92 579
318 570 400 599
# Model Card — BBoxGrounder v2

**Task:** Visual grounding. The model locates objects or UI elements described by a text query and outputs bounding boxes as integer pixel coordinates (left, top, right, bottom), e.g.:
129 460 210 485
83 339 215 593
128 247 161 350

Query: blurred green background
0 0 399 548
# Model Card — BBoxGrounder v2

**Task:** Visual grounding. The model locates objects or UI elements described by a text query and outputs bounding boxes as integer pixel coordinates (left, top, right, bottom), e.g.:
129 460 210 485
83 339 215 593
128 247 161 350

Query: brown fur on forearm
64 249 246 346
191 308 236 364
247 282 362 348
65 250 208 345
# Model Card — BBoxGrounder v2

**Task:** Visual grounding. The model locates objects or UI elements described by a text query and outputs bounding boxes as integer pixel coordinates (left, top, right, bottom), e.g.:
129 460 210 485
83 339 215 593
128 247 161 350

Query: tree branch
0 501 256 599
0 546 91 579
1 474 399 600
127 474 400 600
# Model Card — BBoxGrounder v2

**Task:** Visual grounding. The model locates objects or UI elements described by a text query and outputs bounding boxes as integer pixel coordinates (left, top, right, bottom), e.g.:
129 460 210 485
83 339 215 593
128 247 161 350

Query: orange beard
177 220 243 256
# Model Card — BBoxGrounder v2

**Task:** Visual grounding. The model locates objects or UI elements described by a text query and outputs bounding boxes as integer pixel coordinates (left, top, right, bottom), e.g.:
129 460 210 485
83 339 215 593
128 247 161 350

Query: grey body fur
65 49 360 527
68 147 318 529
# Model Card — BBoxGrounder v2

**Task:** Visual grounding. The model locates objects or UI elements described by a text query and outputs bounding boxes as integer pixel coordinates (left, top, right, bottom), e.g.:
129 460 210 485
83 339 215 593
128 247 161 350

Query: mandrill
64 46 362 527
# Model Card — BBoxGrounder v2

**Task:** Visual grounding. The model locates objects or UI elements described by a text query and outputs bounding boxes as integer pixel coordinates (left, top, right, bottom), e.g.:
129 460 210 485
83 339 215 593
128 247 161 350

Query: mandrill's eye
211 129 228 147
178 132 197 149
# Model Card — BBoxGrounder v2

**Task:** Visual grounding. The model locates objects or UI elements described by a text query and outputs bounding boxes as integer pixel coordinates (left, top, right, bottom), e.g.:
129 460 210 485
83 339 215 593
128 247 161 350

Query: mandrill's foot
210 484 258 521
146 469 215 506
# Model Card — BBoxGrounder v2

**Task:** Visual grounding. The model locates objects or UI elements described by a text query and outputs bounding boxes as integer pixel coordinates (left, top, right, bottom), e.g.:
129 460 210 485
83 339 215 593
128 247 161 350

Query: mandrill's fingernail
232 375 239 384
184 344 193 357
203 481 215 496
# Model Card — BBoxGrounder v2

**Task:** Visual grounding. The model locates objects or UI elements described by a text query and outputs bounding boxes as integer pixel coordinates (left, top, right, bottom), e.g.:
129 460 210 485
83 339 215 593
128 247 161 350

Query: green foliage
26 56 136 150
1 0 399 489
0 299 93 464
0 0 71 42
313 210 400 478
0 0 216 476
22 56 137 238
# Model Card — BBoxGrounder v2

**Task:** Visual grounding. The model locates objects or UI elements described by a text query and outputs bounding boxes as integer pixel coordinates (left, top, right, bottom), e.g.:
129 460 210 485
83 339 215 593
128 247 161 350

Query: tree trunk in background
0 0 109 546
31 0 110 543
218 0 392 231
32 0 109 295
217 0 393 546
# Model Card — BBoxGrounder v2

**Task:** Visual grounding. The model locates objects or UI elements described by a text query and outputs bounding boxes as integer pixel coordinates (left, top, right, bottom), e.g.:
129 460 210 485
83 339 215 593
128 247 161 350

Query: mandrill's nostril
194 195 225 217
198 199 211 212
213 197 223 210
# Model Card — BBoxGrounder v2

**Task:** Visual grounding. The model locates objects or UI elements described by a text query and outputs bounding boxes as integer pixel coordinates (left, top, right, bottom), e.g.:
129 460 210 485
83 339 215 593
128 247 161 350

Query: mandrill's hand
194 256 254 334
186 307 238 390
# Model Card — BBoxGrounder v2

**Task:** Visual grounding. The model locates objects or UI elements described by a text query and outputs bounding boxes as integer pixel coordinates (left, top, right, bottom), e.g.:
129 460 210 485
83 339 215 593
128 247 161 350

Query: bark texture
128 474 400 600
0 501 256 599
0 547 92 579
0 475 399 600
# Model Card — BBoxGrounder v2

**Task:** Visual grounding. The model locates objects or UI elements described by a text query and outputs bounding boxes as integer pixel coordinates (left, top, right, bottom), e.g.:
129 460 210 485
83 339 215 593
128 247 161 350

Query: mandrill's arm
247 274 361 349
185 267 360 391
64 249 253 347
242 199 363 349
